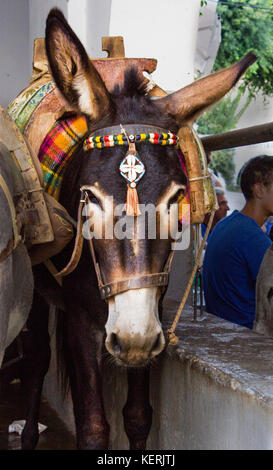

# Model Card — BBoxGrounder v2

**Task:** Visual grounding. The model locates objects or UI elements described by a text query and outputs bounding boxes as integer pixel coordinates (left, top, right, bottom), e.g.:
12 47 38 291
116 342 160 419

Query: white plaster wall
1 0 201 104
109 0 201 91
68 0 201 90
69 0 112 58
148 354 273 450
195 0 221 75
28 0 68 69
28 0 110 63
0 0 30 107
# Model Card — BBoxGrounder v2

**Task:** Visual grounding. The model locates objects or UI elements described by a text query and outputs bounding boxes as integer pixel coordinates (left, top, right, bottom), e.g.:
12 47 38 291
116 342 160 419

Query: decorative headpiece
83 124 179 216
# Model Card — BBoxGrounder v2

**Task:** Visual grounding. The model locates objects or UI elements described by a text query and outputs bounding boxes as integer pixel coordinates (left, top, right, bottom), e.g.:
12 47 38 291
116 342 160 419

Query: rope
167 209 215 345
188 175 211 182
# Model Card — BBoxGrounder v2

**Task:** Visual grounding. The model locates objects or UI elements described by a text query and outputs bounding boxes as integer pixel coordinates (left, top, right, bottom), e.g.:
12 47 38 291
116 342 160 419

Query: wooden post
201 122 273 152
102 36 125 58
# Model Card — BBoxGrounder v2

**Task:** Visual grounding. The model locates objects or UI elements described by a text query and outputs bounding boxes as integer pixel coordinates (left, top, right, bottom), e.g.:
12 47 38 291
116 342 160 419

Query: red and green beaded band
83 131 179 150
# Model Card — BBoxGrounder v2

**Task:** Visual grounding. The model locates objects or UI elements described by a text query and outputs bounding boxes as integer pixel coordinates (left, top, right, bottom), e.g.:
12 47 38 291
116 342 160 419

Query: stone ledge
164 305 273 410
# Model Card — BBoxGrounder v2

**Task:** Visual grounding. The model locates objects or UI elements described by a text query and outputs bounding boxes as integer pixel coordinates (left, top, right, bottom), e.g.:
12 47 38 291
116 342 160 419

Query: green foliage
197 88 251 135
214 0 273 97
200 0 208 15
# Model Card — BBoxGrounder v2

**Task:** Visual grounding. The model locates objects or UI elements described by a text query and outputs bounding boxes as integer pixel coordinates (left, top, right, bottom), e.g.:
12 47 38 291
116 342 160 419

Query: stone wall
43 307 273 450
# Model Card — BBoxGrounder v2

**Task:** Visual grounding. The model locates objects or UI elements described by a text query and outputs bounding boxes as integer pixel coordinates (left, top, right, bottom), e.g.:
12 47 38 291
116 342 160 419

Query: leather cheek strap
55 195 173 300
55 198 85 279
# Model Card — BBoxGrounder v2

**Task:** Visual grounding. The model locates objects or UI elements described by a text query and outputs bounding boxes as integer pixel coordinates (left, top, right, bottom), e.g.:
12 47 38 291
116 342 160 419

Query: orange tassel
123 184 141 216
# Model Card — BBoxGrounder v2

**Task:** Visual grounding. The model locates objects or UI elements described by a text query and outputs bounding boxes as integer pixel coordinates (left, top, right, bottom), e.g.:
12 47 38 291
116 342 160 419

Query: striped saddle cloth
38 115 88 200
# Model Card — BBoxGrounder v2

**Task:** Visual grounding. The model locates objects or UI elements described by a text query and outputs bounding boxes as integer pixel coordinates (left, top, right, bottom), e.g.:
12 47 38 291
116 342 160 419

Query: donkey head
46 9 256 367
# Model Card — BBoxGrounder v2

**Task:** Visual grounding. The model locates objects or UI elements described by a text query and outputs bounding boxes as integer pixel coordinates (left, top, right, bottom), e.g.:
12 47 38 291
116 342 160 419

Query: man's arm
244 232 271 281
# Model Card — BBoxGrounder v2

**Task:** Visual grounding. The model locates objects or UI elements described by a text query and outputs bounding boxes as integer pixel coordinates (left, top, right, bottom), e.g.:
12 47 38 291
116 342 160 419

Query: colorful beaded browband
83 131 179 150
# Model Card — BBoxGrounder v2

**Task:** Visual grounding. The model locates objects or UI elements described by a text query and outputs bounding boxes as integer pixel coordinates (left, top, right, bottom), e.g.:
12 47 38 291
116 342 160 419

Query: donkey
254 245 273 338
0 142 33 367
18 9 256 450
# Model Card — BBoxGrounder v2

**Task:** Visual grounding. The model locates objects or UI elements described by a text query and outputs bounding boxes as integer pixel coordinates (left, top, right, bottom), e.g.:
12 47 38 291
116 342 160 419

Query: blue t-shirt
265 220 273 237
203 210 271 329
201 223 211 242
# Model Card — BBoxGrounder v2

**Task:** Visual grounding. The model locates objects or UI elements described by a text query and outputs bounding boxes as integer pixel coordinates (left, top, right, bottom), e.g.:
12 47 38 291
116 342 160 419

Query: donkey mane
89 67 178 134
112 67 149 97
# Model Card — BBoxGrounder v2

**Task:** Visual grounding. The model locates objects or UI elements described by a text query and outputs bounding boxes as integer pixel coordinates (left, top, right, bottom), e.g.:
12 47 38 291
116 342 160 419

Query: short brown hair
240 155 273 200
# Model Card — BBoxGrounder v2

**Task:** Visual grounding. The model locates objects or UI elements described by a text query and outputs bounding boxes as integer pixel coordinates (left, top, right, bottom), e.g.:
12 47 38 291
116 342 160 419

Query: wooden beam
201 122 273 152
101 36 125 58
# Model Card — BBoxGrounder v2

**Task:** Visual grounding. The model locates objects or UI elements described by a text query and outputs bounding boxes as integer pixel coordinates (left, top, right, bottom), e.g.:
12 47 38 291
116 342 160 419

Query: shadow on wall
0 0 30 107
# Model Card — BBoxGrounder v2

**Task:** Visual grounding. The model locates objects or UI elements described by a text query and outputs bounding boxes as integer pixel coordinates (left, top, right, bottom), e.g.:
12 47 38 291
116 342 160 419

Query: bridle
55 123 181 300
57 188 176 299
56 188 176 300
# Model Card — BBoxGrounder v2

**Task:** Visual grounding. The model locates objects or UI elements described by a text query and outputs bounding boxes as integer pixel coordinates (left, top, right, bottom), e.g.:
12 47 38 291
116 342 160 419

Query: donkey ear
155 52 257 126
45 9 112 120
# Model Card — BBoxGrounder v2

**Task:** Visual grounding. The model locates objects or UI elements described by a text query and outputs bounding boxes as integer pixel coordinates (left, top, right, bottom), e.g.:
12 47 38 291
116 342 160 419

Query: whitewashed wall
108 0 200 91
0 0 201 107
0 0 29 107
69 0 112 58
33 0 201 91
195 0 221 75
28 0 68 67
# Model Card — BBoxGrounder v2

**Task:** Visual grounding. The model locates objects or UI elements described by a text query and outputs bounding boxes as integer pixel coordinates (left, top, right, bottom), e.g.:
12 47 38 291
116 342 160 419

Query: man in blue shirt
203 155 273 329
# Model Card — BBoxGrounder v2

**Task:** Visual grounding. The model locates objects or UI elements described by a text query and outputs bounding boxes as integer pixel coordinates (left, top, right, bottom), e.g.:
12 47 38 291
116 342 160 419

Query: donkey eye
167 188 184 209
90 196 102 209
85 190 102 208
90 194 100 205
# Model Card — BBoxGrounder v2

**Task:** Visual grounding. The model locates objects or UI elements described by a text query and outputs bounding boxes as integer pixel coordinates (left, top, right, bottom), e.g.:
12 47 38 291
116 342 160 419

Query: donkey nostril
150 332 165 357
152 333 163 353
110 333 121 355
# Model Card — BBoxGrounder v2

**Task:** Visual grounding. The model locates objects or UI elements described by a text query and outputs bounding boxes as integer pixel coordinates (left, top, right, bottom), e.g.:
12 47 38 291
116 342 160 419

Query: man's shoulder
212 210 246 234
208 210 264 246
215 210 261 232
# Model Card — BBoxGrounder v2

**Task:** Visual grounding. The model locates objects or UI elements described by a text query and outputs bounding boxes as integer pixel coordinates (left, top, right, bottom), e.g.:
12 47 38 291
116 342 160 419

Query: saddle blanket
38 115 88 200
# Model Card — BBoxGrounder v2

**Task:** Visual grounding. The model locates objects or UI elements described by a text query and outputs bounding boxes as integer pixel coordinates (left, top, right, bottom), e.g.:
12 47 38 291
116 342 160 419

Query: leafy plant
200 0 208 15
197 0 273 188
197 88 251 135
214 0 273 98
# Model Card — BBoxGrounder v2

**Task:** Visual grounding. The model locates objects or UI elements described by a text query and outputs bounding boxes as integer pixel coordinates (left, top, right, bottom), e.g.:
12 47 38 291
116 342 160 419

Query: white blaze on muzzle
105 287 165 364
